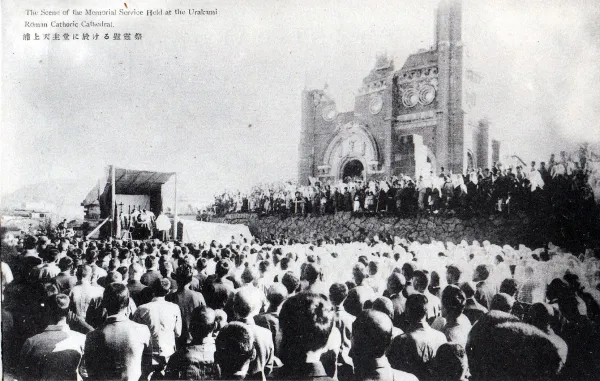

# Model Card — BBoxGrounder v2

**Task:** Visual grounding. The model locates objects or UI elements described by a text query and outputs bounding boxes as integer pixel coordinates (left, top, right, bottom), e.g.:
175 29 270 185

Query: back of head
24 235 37 250
430 343 468 381
145 255 157 269
266 283 288 309
303 263 321 284
47 293 70 320
152 278 171 298
215 322 255 376
58 256 73 272
460 281 477 299
343 286 374 317
103 283 130 315
129 262 144 280
466 310 520 378
499 278 518 297
233 287 262 320
490 293 514 313
441 285 467 316
405 293 428 324
76 264 92 281
204 282 233 310
329 282 348 306
387 272 406 295
469 320 562 381
175 263 194 286
402 262 416 280
216 259 231 278
86 249 99 265
46 247 61 263
412 270 429 292
446 264 463 285
281 271 300 294
372 297 394 321
528 302 553 332
279 292 334 365
241 266 259 284
473 264 490 282
368 261 378 276
351 310 393 360
190 306 216 341
106 270 123 284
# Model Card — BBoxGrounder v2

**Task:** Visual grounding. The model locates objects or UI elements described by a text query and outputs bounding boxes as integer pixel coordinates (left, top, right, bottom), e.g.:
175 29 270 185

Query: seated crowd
209 154 596 219
2 230 600 381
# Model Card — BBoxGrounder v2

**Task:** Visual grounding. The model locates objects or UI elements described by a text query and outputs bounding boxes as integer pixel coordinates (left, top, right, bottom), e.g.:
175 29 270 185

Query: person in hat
19 293 86 381
132 278 182 375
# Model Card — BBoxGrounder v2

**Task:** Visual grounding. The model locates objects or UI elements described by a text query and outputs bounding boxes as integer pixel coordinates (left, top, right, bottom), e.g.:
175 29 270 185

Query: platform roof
82 167 176 206
111 168 176 195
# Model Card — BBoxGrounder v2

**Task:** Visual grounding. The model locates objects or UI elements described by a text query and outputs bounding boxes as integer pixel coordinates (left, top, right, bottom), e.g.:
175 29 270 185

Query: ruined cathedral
298 0 499 185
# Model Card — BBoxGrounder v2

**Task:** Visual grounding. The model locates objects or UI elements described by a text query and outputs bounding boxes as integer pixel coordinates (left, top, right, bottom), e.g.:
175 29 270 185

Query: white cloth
155 214 171 231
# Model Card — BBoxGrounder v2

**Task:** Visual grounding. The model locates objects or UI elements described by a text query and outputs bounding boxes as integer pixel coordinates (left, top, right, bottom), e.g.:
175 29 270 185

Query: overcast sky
2 0 599 202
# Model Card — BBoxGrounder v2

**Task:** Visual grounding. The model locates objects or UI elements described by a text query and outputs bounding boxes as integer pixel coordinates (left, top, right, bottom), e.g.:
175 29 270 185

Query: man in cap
19 294 86 381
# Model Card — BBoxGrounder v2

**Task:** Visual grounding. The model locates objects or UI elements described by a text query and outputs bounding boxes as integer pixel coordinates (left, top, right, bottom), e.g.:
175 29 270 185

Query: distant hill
1 179 93 219
1 178 212 220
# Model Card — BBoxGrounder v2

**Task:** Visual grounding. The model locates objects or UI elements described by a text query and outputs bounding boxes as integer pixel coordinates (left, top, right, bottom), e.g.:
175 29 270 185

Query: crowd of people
209 154 597 221
2 227 600 380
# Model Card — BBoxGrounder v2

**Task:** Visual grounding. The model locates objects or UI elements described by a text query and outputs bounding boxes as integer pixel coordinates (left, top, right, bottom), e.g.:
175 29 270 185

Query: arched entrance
319 121 380 181
342 159 364 182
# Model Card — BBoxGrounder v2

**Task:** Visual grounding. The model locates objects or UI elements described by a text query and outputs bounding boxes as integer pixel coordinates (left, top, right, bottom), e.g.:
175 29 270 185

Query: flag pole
173 173 178 241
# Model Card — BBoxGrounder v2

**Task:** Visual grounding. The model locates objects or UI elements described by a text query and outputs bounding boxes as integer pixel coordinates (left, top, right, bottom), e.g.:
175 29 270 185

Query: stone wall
212 212 549 248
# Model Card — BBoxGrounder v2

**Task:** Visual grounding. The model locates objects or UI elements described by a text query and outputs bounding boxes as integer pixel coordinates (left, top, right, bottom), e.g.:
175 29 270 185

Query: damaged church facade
298 0 500 184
